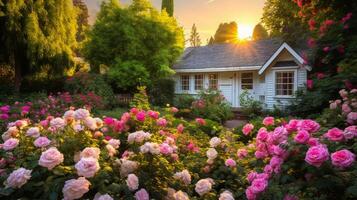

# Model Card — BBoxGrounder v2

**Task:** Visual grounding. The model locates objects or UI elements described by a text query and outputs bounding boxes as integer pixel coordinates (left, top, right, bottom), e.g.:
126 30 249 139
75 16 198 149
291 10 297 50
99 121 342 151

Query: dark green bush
239 90 263 119
149 78 175 106
173 94 195 109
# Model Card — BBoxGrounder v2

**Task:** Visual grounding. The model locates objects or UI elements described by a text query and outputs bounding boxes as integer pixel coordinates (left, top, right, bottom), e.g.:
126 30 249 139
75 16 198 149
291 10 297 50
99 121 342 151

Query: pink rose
156 118 167 127
242 123 254 135
50 117 65 129
62 177 90 200
195 178 214 196
342 103 352 114
256 127 268 142
245 187 257 200
2 138 19 151
135 188 149 200
136 111 146 122
247 171 257 183
94 193 114 200
39 147 64 170
305 145 329 167
286 119 300 132
298 120 320 133
331 149 355 168
263 117 274 126
75 157 100 178
294 130 310 144
159 143 173 155
225 158 236 167
130 108 139 115
219 190 234 200
121 112 131 122
80 147 100 159
195 118 206 126
308 137 320 146
173 169 191 185
171 107 179 113
339 89 348 99
237 148 248 159
108 139 121 149
6 168 32 188
344 126 357 139
74 108 90 120
34 137 51 148
177 124 184 133
251 178 268 193
26 127 40 138
147 110 159 119
270 126 288 144
347 112 357 124
126 174 139 191
324 128 344 142
0 113 9 120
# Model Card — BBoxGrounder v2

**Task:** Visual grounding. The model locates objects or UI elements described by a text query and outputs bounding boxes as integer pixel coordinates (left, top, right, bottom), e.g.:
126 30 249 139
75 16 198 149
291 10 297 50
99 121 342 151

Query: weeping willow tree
161 0 174 16
0 0 77 92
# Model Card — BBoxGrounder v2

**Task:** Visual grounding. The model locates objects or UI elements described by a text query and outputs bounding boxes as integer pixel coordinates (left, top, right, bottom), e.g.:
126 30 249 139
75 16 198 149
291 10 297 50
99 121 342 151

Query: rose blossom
263 117 274 126
6 168 32 188
225 158 237 167
63 110 75 120
251 178 268 193
84 117 97 130
298 119 320 133
324 128 344 142
219 190 234 200
173 190 189 200
237 148 248 159
195 178 214 196
284 195 299 200
2 138 19 151
75 157 100 178
106 144 117 157
62 177 90 200
294 130 310 144
195 118 206 125
242 123 254 135
247 171 257 183
206 148 218 160
39 147 64 170
331 149 355 168
177 124 184 133
147 110 159 119
50 117 65 129
136 111 146 122
128 131 151 144
126 174 139 191
308 137 320 146
34 137 51 148
26 127 40 138
209 137 221 147
173 169 191 185
256 127 268 142
245 187 256 200
344 126 357 138
74 108 90 120
108 139 120 149
119 159 139 177
93 193 114 200
305 145 329 167
347 112 357 124
80 147 100 159
156 118 167 127
135 188 149 200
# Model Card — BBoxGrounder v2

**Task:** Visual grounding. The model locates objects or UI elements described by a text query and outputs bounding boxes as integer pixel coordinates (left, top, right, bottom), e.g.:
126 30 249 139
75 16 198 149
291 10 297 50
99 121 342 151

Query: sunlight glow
238 24 254 40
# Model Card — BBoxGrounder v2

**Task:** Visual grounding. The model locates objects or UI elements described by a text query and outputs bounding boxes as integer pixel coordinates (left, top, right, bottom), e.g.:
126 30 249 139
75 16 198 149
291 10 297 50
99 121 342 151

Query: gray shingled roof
173 38 284 70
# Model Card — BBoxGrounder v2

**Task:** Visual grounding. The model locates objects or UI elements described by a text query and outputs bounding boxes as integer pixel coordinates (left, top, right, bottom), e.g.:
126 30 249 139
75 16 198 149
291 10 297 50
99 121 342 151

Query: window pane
181 75 190 91
242 73 253 90
194 74 203 90
209 74 218 90
275 72 294 96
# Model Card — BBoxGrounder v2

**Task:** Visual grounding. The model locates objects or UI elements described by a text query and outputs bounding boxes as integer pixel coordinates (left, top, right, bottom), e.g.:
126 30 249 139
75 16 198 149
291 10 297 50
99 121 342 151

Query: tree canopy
189 24 201 47
0 0 77 92
211 22 238 44
252 23 269 41
162 0 174 17
83 0 184 91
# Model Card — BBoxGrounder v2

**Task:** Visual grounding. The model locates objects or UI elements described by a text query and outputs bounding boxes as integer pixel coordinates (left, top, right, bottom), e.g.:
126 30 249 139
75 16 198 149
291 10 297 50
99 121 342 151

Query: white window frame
181 74 190 92
208 73 218 90
194 74 204 91
241 72 254 90
274 70 297 98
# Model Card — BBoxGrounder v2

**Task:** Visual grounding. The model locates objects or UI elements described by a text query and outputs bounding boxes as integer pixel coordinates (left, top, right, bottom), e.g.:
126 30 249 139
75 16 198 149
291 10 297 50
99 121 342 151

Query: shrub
64 72 114 106
149 78 175 106
129 86 150 110
173 94 196 109
191 90 233 123
239 90 263 119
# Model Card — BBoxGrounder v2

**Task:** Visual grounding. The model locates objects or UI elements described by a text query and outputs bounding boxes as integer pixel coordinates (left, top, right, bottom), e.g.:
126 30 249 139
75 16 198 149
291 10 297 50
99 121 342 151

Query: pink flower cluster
329 89 357 125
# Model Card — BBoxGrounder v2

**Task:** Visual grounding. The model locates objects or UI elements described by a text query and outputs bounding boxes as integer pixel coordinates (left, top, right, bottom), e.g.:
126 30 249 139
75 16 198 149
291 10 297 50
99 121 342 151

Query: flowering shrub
0 92 104 132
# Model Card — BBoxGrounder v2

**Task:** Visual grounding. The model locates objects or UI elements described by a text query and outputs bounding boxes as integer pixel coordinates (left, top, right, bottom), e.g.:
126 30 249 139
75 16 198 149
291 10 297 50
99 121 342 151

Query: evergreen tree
0 0 77 92
207 36 215 45
189 24 201 47
212 22 238 44
162 0 174 16
73 0 89 43
252 23 269 40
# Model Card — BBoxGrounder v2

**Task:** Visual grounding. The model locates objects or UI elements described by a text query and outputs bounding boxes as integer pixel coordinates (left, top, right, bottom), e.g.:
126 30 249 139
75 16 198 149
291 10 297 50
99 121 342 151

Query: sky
84 0 266 45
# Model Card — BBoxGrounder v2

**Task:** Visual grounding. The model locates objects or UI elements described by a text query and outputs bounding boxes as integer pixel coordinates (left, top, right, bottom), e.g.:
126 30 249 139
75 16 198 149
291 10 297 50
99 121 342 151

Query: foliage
189 24 202 47
239 90 263 119
161 0 174 16
0 0 77 91
191 90 234 123
73 0 89 56
148 79 175 106
252 23 269 41
64 72 114 106
130 86 151 110
211 22 238 44
173 94 196 109
83 0 184 90
261 0 309 46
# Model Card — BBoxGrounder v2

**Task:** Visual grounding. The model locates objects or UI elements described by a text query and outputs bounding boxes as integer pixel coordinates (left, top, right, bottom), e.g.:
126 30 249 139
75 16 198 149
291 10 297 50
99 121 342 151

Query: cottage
172 38 311 109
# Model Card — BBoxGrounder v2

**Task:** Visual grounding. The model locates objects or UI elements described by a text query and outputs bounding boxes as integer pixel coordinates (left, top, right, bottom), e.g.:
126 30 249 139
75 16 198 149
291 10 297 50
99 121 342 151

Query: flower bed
0 92 356 199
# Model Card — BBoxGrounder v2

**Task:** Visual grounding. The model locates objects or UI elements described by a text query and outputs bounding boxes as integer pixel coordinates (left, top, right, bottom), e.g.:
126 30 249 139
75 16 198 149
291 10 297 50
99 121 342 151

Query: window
181 75 190 91
208 74 218 90
275 71 294 96
241 73 253 89
194 74 204 91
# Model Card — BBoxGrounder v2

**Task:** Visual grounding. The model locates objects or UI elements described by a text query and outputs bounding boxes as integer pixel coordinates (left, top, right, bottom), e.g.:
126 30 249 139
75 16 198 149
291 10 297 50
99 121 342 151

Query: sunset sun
238 24 254 40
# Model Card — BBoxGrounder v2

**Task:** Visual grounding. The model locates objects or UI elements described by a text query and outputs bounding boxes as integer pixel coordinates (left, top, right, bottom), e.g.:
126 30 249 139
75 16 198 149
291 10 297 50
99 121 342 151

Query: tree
83 0 184 91
162 0 174 16
212 22 238 44
73 0 89 43
189 24 201 47
207 36 215 45
0 0 77 92
252 23 269 40
261 0 308 46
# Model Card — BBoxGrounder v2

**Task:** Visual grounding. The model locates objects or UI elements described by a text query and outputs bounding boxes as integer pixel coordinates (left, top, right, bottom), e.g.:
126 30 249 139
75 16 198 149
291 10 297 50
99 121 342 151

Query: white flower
173 169 191 185
173 190 190 200
195 178 214 196
26 127 40 138
206 148 218 160
84 117 97 130
50 118 65 129
108 139 120 149
209 137 221 148
219 190 235 200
